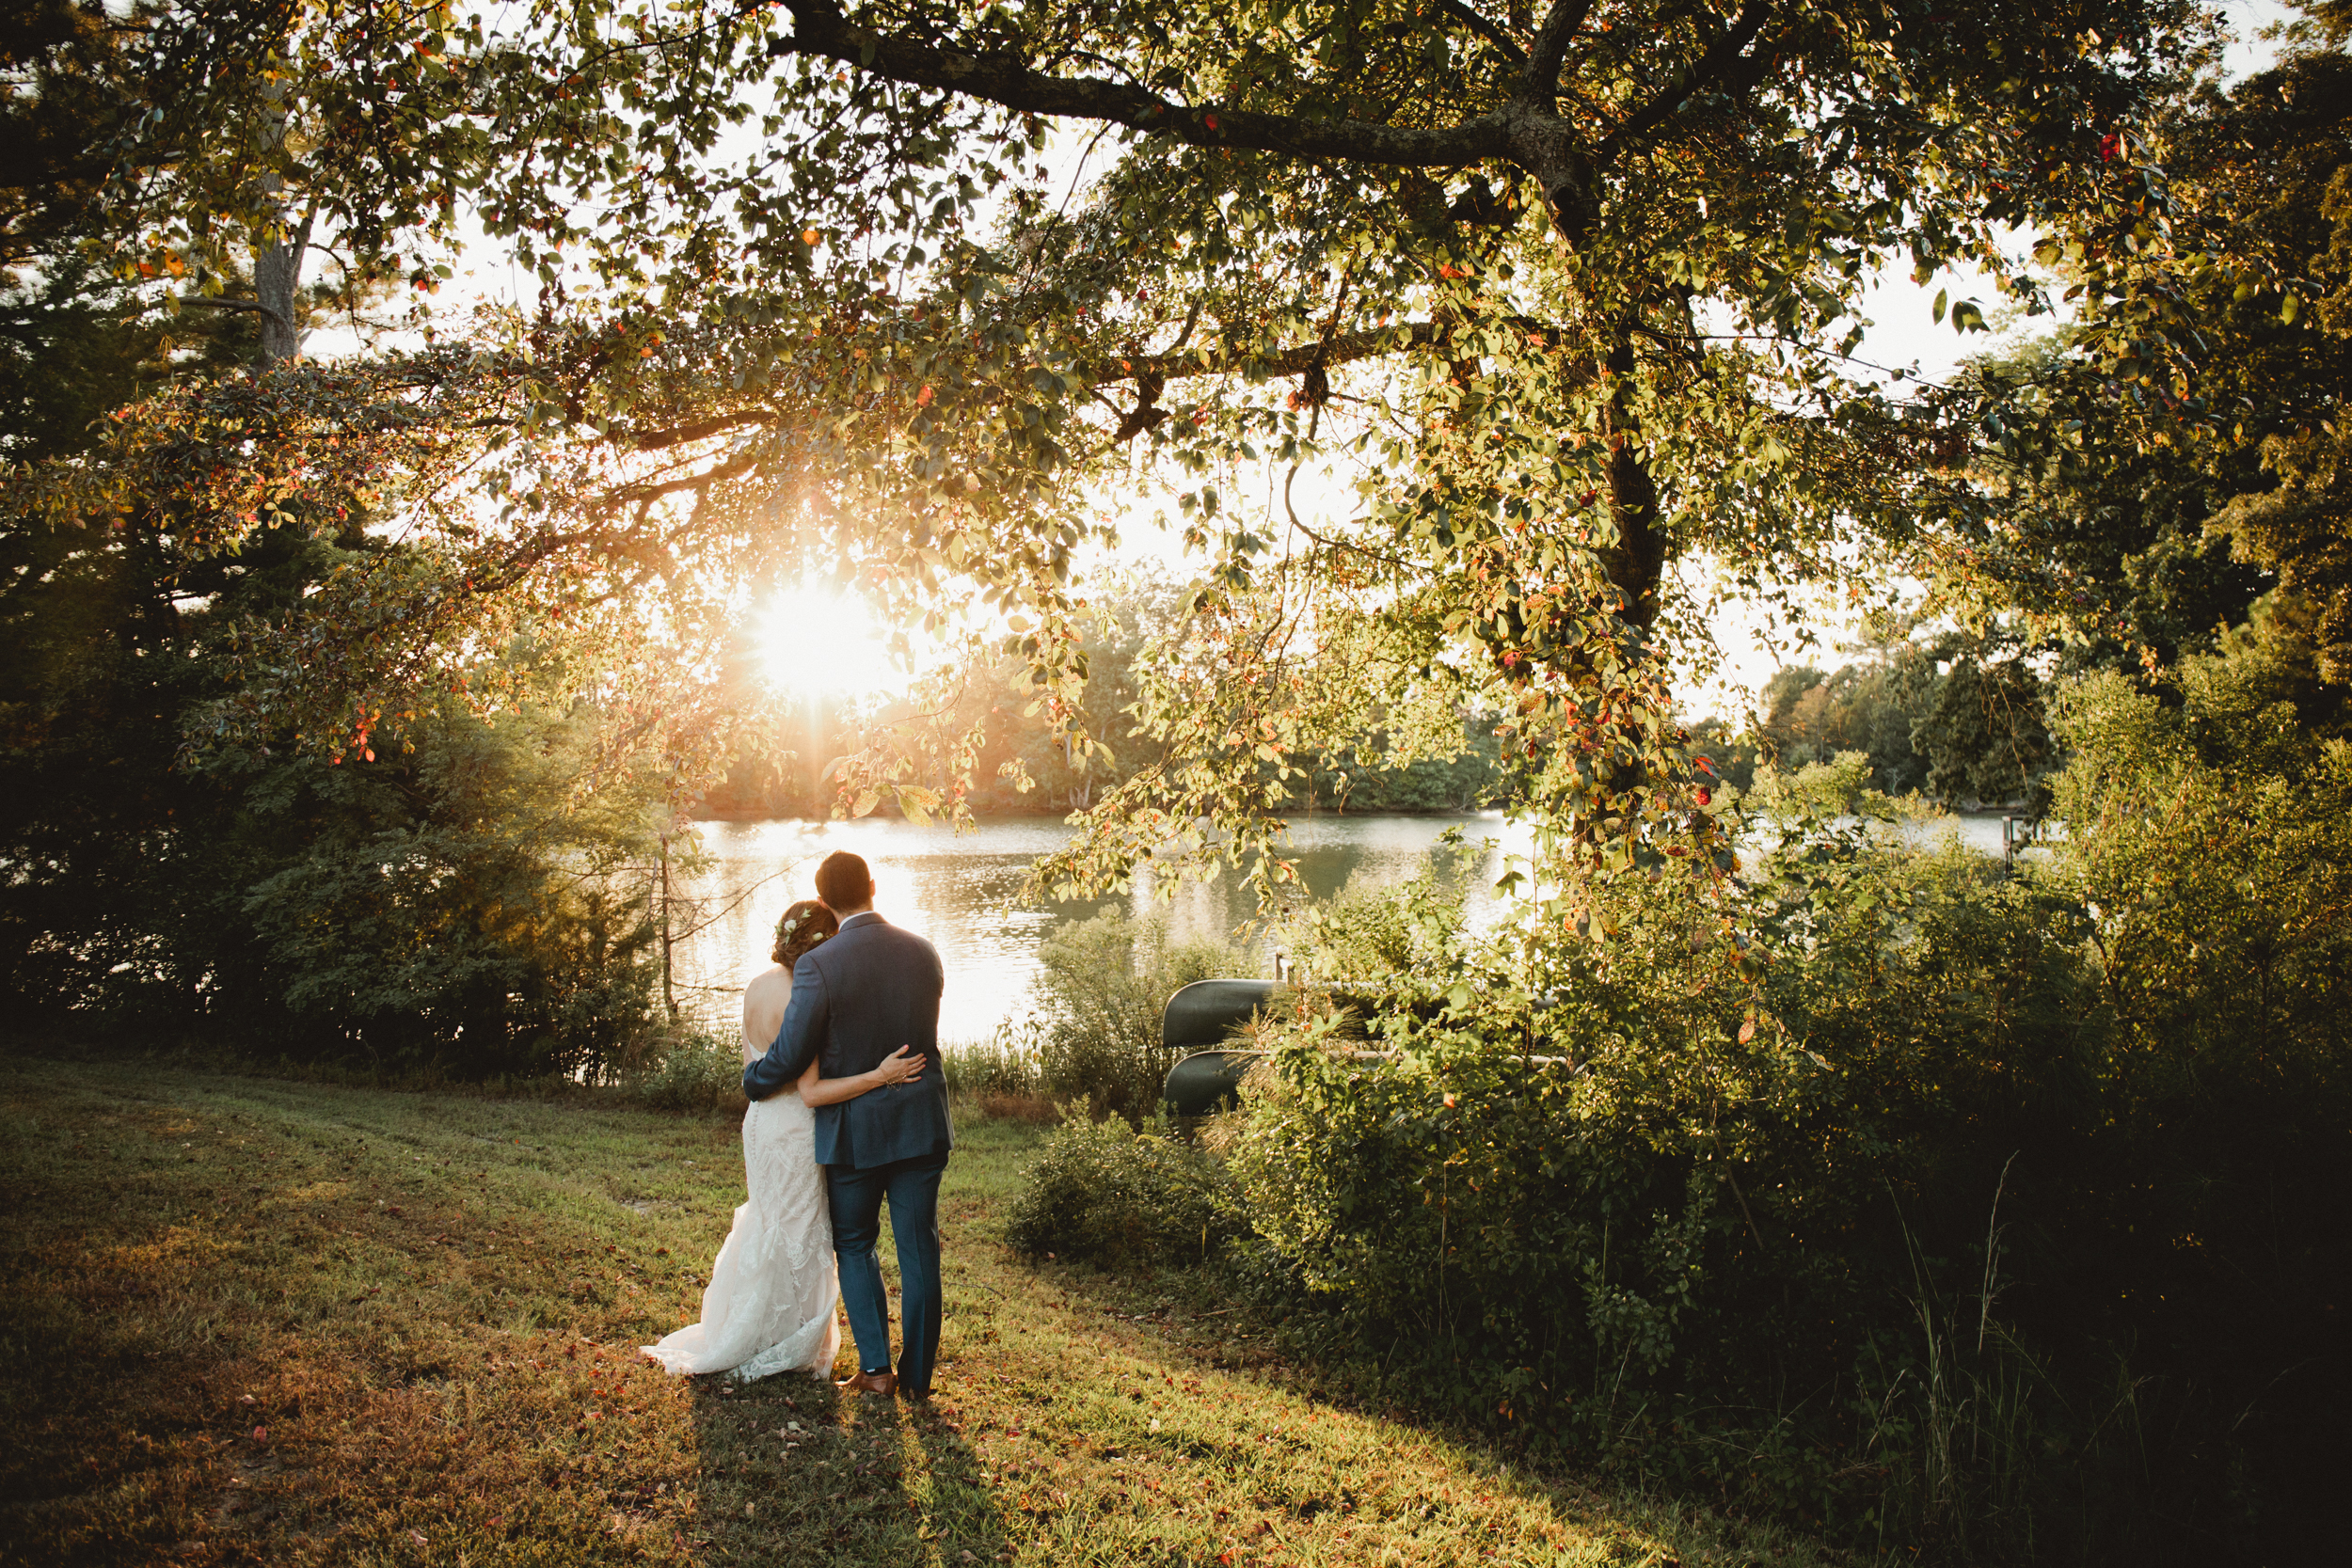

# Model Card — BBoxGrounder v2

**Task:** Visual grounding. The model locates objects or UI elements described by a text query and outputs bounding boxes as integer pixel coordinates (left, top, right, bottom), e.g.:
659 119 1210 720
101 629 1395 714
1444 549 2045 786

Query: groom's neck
830 903 875 918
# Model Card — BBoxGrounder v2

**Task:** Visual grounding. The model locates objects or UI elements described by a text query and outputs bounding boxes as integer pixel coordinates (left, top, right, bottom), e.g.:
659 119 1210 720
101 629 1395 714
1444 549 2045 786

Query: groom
743 849 951 1400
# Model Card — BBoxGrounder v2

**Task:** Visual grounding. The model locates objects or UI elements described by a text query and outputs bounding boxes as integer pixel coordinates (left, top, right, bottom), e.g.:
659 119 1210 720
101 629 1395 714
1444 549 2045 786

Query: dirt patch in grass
0 1053 1828 1566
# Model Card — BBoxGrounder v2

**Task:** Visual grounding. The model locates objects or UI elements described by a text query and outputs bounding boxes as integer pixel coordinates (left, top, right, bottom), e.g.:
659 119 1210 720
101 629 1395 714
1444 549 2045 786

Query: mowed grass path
1 1053 1827 1568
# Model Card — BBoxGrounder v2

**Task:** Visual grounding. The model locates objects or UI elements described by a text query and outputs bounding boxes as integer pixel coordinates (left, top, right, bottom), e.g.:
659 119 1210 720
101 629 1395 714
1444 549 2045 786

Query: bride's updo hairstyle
771 899 840 968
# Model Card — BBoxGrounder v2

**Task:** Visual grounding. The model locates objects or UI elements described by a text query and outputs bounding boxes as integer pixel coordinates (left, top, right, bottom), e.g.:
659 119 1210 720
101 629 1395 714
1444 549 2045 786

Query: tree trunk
806 693 827 812
1598 326 1667 628
1531 154 1667 630
250 204 312 364
659 831 676 1018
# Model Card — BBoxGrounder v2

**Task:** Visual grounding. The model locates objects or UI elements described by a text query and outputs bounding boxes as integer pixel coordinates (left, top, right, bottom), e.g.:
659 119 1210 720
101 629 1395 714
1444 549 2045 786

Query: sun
757 585 895 697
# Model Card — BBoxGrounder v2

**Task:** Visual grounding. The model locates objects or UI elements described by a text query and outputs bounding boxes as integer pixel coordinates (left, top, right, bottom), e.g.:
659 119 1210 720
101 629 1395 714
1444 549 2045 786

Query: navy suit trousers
828 1150 946 1395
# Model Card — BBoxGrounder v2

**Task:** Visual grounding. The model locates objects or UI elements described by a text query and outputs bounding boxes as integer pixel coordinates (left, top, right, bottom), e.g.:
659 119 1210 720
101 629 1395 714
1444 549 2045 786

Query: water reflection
666 811 2018 1044
666 814 1522 1044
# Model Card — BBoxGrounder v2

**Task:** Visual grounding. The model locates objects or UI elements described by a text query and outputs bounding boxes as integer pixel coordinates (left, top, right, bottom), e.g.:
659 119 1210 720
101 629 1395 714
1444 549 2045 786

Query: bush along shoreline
1003 643 2351 1565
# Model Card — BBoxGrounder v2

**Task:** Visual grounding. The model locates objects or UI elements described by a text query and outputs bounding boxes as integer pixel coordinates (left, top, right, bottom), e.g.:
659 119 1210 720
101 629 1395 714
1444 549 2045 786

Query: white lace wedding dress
641 970 840 1382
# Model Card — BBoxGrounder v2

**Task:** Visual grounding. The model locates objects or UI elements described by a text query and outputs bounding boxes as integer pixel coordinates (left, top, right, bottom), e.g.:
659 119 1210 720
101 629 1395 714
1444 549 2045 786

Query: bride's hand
873 1045 927 1086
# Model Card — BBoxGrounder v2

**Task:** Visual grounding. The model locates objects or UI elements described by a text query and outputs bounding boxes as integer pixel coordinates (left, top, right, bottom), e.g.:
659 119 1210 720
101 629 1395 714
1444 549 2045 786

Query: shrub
1221 722 2349 1563
634 1026 746 1114
1020 910 1242 1122
1283 868 1464 983
1003 1110 1243 1270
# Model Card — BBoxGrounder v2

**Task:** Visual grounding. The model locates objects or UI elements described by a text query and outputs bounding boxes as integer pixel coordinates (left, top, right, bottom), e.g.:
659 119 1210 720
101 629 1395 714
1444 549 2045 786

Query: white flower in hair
777 911 830 945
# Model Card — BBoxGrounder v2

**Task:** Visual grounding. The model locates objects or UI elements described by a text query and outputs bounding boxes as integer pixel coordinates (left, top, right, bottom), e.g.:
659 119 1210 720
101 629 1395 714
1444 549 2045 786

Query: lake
667 811 2021 1045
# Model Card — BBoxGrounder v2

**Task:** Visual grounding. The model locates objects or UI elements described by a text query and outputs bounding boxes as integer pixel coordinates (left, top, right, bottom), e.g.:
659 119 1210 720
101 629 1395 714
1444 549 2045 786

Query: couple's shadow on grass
688 1369 1009 1566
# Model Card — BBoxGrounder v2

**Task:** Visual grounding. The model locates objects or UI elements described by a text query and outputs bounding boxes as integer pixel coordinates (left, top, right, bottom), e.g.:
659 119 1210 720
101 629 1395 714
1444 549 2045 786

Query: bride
641 899 928 1382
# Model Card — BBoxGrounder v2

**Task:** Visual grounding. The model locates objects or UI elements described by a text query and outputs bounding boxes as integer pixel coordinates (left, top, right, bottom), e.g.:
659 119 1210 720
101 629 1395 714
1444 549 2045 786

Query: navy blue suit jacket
741 911 952 1169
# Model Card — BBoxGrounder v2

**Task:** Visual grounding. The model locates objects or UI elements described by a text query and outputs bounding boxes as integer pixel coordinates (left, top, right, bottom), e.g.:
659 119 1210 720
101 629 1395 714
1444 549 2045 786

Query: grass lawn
0 1052 1831 1567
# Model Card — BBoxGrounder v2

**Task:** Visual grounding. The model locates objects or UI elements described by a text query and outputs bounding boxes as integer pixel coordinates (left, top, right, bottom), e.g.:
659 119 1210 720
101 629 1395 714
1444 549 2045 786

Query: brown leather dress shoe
839 1370 897 1398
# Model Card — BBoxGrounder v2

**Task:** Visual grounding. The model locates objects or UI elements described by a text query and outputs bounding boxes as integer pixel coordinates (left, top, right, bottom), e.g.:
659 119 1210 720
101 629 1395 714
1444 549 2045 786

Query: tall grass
940 1030 1055 1123
1015 910 1244 1123
1846 1189 2162 1561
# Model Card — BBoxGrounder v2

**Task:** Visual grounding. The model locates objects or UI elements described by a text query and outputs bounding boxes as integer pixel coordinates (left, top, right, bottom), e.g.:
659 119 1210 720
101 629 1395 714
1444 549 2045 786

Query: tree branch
622 410 776 451
1597 0 1772 158
1518 0 1597 103
602 312 1577 459
183 297 292 326
1437 0 1527 67
1284 515 1419 570
1099 321 1449 386
772 3 1506 168
610 448 761 505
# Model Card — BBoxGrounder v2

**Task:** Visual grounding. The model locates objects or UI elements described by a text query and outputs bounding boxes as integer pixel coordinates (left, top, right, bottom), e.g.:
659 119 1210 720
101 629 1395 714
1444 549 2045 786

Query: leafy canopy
13 0 2216 904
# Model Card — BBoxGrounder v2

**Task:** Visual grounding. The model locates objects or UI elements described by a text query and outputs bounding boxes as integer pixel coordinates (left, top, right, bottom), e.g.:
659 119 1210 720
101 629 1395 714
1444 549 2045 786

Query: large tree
10 0 2217 902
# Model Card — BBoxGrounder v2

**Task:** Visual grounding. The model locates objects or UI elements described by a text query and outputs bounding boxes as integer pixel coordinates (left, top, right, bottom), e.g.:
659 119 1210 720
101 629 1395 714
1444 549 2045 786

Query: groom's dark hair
814 849 873 911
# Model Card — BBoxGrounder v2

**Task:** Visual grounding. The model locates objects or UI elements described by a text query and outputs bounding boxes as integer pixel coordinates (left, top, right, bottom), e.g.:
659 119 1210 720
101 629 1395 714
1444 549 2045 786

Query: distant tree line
1757 637 2057 808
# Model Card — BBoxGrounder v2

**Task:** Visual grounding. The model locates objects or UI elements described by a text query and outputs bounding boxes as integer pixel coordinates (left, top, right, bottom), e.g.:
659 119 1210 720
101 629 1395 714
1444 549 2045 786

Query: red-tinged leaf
1738 1017 1757 1044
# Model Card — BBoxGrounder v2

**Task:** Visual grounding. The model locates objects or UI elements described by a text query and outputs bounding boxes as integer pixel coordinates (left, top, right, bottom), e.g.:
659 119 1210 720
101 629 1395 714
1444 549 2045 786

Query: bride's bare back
741 965 795 1068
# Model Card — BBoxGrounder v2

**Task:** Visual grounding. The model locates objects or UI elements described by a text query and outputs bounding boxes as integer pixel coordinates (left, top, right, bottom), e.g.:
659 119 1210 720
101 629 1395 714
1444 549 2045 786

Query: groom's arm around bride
743 850 951 1400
